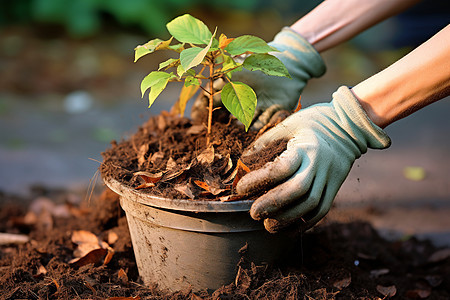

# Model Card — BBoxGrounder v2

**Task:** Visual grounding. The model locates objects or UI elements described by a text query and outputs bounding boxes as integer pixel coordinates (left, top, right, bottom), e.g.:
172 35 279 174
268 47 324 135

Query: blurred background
0 0 449 244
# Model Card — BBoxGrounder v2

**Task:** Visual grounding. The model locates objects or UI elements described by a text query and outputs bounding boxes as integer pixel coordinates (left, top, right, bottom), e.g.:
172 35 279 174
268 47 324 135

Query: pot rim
103 176 254 212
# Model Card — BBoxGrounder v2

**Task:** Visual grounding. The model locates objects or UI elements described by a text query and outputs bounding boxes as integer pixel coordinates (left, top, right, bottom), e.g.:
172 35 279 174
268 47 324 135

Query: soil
100 111 288 201
1 186 449 299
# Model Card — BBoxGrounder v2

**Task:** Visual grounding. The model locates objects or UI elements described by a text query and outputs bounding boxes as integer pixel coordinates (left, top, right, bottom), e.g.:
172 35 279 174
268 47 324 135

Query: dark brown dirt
100 112 287 201
1 187 449 299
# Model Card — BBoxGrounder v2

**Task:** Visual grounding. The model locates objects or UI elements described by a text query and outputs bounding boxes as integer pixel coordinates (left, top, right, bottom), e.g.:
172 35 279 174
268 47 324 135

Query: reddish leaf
293 95 302 113
103 247 115 265
70 248 108 267
232 159 251 189
118 269 129 283
134 171 163 189
134 171 163 184
219 33 234 49
194 180 210 192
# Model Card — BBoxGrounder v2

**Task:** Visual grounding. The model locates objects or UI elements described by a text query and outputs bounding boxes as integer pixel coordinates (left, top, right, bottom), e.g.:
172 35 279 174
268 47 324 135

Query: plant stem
206 63 214 146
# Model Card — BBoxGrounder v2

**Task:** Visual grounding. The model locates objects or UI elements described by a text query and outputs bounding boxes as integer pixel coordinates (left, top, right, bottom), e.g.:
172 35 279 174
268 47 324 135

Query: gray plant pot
104 176 290 292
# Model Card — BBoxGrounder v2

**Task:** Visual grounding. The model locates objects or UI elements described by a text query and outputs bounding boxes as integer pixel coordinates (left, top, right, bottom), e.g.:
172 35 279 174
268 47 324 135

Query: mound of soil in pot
100 112 288 201
1 187 449 299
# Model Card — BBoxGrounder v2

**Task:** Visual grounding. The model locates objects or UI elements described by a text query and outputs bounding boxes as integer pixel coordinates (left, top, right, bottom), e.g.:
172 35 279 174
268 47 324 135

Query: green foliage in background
0 0 261 37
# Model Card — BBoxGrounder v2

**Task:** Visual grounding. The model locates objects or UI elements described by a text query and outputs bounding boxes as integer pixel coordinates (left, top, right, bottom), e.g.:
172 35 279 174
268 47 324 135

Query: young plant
135 14 291 145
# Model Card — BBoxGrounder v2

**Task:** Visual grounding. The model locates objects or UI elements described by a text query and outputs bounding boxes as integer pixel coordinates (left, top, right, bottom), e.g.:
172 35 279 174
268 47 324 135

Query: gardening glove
236 86 391 233
191 27 326 129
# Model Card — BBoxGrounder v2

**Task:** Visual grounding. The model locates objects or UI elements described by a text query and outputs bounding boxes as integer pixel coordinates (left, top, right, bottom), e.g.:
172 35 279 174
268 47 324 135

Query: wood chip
0 232 29 245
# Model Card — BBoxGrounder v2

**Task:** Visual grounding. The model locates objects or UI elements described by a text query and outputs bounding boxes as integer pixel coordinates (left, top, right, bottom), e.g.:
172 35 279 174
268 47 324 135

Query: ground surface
1 187 449 299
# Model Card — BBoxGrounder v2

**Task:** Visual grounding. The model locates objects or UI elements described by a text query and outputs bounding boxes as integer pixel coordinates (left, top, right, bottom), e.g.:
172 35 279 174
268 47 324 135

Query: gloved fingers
242 120 294 156
295 180 340 232
250 165 325 221
250 104 284 131
262 179 335 233
236 143 303 196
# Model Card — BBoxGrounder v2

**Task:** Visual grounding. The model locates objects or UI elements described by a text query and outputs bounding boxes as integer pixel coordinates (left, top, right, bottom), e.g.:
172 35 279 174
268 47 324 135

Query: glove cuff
333 86 391 150
271 27 326 79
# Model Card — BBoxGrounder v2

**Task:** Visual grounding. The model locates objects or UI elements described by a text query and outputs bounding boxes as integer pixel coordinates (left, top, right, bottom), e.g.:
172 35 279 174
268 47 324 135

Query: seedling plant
135 14 291 145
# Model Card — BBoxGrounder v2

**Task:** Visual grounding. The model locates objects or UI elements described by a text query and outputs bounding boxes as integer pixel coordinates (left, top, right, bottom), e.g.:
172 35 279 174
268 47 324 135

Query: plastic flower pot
103 176 290 292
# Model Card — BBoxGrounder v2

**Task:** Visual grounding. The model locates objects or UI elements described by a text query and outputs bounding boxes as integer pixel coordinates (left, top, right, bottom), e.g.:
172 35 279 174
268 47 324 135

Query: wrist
350 86 390 129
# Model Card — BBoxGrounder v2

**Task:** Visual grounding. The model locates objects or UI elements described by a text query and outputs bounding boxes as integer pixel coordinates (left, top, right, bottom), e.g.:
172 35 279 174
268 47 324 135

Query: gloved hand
191 28 326 129
236 86 391 233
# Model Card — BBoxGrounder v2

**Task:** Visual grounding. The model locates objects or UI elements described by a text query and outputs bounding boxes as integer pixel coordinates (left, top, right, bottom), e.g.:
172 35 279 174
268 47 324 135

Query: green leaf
166 14 212 44
184 76 200 87
221 82 257 131
140 71 172 108
134 37 173 62
225 35 277 56
177 64 185 77
179 27 216 72
243 53 292 78
158 58 180 70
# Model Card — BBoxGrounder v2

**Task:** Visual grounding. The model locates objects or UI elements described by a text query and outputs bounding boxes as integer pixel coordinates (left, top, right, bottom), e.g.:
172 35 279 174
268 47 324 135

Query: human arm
237 25 450 233
291 0 422 52
353 25 450 128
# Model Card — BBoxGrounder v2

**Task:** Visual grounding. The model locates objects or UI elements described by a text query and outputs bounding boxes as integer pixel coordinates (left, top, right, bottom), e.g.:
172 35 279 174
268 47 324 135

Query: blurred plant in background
0 0 318 38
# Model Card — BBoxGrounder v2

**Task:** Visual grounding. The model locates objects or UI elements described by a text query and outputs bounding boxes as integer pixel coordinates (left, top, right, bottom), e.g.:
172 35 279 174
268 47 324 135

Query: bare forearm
291 0 421 52
351 25 450 128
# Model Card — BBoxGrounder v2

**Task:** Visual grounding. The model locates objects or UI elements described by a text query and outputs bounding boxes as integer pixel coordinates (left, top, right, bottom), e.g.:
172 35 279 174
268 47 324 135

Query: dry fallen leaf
70 248 108 267
174 183 196 199
232 159 251 189
376 285 397 298
333 274 351 289
166 157 177 170
118 268 128 283
70 230 114 267
405 289 431 299
107 231 119 245
149 151 164 163
197 145 215 165
134 171 163 189
428 248 450 263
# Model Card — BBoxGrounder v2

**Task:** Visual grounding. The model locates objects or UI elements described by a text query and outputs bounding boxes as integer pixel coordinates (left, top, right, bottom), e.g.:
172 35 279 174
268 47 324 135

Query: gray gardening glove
236 86 391 233
191 27 326 129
